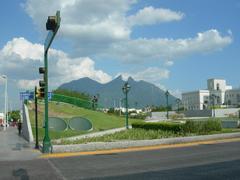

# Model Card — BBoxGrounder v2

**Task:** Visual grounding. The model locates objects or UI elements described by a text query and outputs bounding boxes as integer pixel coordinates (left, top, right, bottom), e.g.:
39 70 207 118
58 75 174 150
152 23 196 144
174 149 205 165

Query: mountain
57 75 177 108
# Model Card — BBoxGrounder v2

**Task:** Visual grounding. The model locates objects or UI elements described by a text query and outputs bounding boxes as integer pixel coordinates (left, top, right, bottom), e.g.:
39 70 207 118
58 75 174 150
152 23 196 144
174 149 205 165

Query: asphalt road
1 140 240 179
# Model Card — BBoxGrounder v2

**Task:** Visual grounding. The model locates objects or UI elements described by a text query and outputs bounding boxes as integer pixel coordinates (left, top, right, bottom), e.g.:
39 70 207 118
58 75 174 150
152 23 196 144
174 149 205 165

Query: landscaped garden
27 101 142 141
58 119 240 145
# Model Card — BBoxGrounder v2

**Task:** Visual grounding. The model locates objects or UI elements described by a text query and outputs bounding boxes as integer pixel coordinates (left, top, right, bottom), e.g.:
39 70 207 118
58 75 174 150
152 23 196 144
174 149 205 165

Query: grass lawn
57 128 240 145
28 101 141 141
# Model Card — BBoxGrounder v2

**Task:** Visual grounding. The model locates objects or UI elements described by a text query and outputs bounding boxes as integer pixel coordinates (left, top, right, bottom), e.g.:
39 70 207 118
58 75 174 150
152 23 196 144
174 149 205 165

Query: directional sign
20 91 53 101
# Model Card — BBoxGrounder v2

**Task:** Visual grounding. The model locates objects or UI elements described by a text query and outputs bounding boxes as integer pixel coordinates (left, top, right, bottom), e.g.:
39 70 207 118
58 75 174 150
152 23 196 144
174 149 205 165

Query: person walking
17 119 22 135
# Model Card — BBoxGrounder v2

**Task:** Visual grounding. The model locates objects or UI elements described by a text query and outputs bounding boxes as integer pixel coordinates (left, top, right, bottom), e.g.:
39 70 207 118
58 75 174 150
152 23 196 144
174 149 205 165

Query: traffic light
46 16 57 31
39 67 45 74
39 80 45 87
38 67 45 99
36 87 45 98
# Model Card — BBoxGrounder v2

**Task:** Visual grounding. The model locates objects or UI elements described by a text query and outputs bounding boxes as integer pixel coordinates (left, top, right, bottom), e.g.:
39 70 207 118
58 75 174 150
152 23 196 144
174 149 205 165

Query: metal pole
213 96 215 118
42 51 51 153
35 86 39 149
6 77 8 127
166 95 169 119
119 98 121 116
4 76 7 129
126 92 129 129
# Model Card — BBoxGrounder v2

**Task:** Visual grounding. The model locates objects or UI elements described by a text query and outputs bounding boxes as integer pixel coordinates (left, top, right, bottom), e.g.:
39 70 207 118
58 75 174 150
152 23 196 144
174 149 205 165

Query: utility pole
122 82 131 129
165 90 170 119
42 11 61 153
34 86 39 149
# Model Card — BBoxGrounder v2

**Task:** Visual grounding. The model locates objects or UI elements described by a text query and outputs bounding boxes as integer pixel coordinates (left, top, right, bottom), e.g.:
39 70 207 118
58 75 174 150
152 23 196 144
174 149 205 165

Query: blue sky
0 0 239 110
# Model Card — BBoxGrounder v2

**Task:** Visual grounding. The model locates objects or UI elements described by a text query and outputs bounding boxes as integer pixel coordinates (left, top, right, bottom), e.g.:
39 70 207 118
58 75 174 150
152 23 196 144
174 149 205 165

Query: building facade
182 79 240 110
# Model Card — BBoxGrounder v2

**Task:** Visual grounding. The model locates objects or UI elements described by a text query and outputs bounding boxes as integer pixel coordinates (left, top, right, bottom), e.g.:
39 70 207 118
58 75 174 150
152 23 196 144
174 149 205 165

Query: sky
0 0 239 111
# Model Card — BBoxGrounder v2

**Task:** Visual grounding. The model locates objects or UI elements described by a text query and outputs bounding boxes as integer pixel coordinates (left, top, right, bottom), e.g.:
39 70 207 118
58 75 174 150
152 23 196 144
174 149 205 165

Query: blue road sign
20 91 53 101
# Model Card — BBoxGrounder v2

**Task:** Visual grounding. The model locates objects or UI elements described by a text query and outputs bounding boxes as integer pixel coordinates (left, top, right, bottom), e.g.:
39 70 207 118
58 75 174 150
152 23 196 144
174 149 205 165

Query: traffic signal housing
46 16 57 31
36 87 45 98
38 66 45 99
39 67 45 74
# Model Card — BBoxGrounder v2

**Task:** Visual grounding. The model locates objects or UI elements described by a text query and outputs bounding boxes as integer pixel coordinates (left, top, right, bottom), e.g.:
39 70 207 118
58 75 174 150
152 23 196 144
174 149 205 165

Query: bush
132 119 222 134
183 119 222 134
132 122 184 133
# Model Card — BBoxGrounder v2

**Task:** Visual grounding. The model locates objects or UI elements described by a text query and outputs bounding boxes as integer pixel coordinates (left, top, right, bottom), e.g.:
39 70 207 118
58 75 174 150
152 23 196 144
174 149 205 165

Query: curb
52 132 240 153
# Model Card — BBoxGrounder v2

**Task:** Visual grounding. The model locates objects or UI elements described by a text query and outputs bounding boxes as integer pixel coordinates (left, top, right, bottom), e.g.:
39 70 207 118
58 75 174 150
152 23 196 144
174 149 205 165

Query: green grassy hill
28 101 141 140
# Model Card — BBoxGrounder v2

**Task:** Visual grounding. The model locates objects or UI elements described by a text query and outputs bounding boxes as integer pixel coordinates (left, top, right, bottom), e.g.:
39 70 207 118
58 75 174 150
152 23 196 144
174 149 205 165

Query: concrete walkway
0 126 40 161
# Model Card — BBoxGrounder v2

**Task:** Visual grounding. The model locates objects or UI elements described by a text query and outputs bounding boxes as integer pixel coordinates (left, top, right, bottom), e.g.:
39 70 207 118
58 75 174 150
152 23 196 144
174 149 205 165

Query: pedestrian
17 120 22 135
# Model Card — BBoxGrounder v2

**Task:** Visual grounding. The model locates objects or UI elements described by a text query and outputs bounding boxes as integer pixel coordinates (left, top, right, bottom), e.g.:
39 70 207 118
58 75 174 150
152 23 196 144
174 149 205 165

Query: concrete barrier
184 110 212 117
22 104 34 142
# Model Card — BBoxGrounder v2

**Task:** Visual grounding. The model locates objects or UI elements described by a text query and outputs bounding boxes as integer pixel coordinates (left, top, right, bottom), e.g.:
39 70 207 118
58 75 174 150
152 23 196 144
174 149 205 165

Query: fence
51 93 101 110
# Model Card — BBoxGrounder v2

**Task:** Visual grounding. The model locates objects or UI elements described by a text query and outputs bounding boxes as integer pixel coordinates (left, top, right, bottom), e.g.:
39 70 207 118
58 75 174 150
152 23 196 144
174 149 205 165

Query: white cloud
23 1 232 61
103 29 232 63
164 61 174 66
23 0 189 57
128 6 184 26
1 37 42 60
118 67 170 83
24 0 135 53
18 79 39 90
0 37 112 89
169 89 182 98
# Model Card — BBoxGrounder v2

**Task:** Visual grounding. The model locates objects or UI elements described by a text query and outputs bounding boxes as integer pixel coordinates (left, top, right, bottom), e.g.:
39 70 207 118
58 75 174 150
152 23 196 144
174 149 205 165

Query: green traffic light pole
122 82 131 129
42 11 61 153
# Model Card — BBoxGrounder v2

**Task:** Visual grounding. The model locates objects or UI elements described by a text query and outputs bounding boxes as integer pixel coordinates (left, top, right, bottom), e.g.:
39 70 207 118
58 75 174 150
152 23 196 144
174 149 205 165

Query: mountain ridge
58 76 177 108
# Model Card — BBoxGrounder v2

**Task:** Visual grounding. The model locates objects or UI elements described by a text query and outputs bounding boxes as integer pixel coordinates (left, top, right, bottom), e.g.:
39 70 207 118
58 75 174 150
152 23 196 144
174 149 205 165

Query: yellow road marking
40 137 240 159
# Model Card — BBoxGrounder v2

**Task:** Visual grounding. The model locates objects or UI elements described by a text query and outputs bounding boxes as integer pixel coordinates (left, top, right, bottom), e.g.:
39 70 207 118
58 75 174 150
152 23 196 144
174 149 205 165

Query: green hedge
132 119 222 134
183 119 222 134
132 122 184 133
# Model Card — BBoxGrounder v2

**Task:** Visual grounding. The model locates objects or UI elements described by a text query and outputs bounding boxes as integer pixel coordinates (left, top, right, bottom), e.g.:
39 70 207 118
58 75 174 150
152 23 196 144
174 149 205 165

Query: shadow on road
13 168 29 180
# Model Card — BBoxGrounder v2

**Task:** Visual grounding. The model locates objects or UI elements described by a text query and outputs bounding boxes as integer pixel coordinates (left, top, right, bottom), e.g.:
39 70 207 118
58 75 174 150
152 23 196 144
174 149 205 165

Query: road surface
1 137 240 179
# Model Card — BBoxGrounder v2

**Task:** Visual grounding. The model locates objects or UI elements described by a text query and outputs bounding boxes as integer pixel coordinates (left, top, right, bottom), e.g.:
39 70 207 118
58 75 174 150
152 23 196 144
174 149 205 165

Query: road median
40 132 240 158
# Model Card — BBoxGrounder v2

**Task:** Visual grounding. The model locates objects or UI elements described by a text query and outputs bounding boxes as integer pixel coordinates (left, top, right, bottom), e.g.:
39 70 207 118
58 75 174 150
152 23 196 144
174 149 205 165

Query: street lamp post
42 11 61 153
165 90 170 119
211 94 217 118
122 82 131 129
176 98 181 113
1 75 8 129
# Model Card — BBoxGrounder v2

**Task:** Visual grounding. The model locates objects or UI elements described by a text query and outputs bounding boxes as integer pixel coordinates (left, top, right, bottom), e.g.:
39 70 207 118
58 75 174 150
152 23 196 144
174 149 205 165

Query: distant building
0 113 4 126
182 79 240 110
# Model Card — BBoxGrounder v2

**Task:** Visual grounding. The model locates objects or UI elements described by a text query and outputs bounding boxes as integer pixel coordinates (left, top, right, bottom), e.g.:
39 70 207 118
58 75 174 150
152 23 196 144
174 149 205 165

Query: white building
0 113 4 126
182 79 240 110
225 89 240 107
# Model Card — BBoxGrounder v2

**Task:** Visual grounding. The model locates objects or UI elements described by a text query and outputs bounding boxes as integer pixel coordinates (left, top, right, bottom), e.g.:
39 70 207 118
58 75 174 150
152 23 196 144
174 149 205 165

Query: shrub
132 122 184 133
183 119 222 134
132 119 222 135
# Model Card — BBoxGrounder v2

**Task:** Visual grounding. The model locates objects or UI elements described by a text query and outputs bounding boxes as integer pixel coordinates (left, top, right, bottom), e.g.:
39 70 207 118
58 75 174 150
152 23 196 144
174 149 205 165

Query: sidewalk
0 126 40 161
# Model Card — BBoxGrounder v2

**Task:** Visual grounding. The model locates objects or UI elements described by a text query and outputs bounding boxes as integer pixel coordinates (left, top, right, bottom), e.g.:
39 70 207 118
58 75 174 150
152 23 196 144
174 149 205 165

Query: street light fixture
122 82 131 129
176 98 181 113
1 75 8 129
42 11 61 153
211 94 217 118
165 90 170 119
